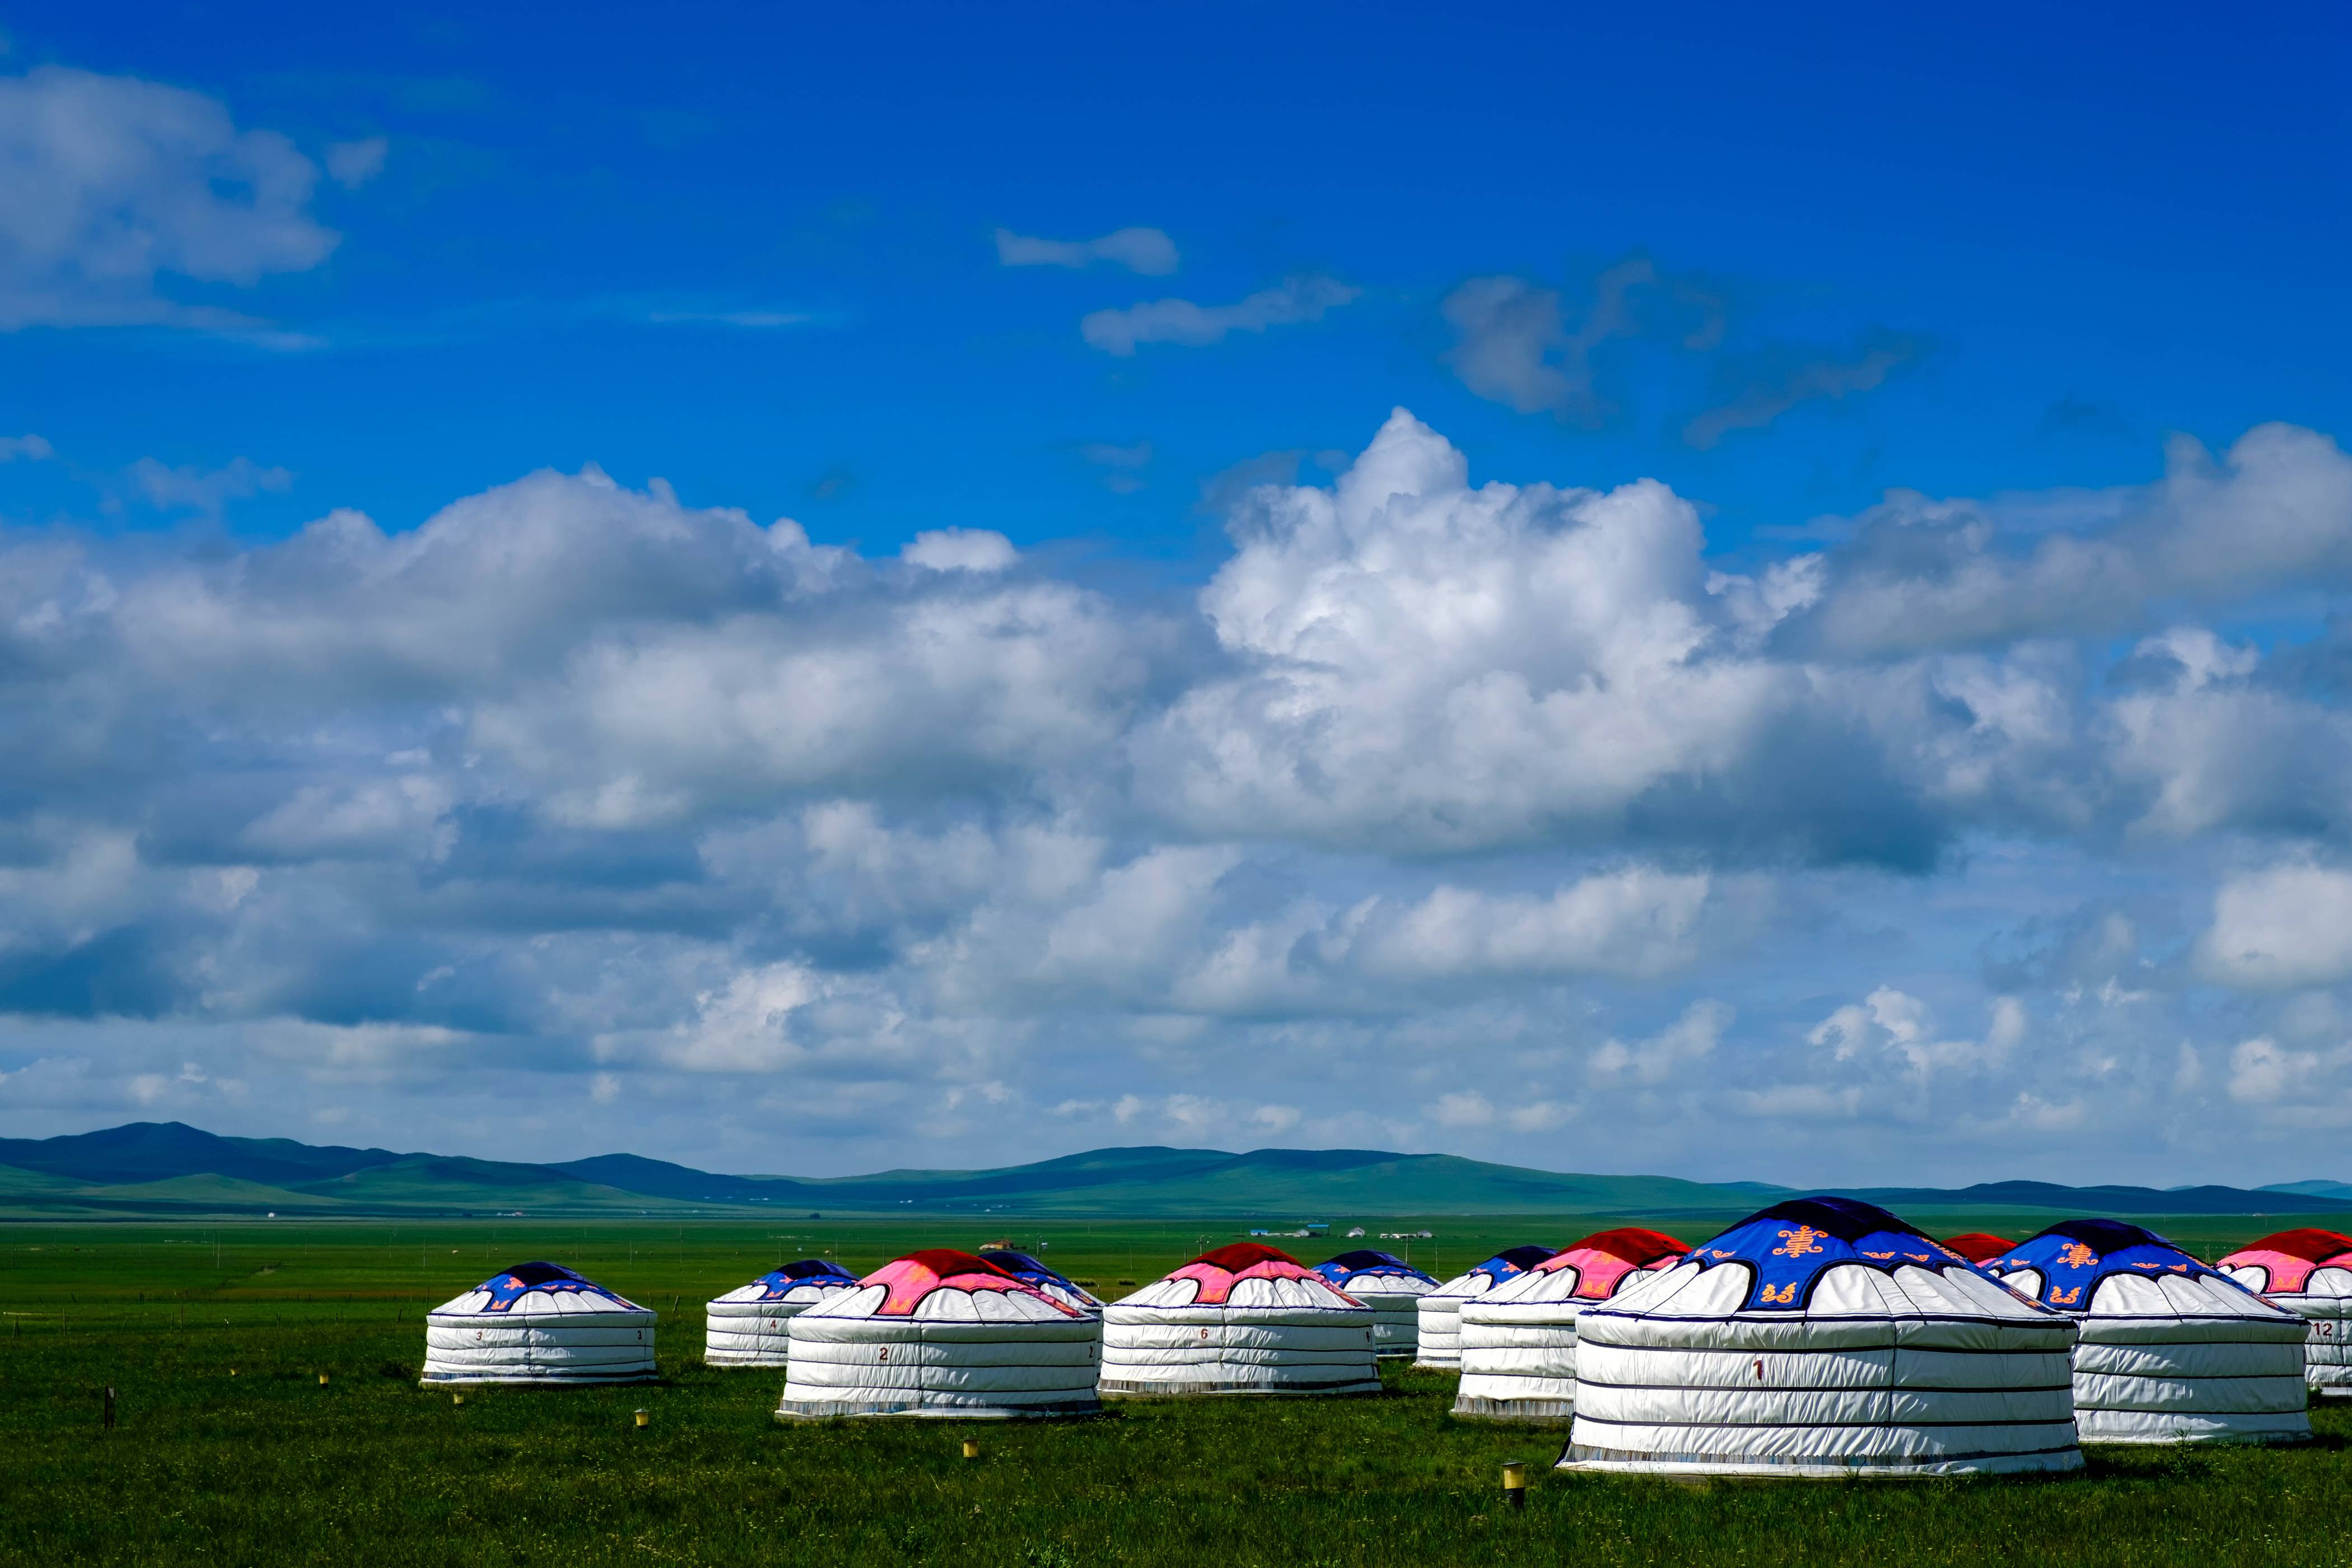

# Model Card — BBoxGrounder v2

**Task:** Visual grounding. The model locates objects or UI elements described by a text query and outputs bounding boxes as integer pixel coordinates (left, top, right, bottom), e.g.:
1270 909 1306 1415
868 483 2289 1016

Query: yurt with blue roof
2218 1229 2352 1398
777 1250 1101 1419
1413 1245 1558 1369
1454 1227 1686 1421
981 1250 1104 1314
1990 1220 2311 1445
704 1258 861 1367
1558 1197 2082 1477
423 1261 657 1385
1312 1250 1440 1357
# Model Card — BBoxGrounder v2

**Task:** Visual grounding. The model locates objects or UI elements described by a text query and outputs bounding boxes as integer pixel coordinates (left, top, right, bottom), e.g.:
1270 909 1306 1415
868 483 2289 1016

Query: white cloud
994 226 1178 276
1802 423 2352 656
4 410 2352 1178
1808 988 2024 1075
0 66 338 330
324 136 387 190
126 455 293 517
1081 273 1359 356
2198 864 2352 989
0 433 53 462
902 527 1017 572
1589 1001 1731 1088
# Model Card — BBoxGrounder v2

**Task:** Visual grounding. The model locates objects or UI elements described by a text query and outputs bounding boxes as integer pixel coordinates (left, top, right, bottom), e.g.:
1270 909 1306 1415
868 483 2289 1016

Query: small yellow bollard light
634 1408 650 1429
962 1439 979 1460
452 1393 465 1407
1501 1460 1527 1509
228 1368 237 1377
318 1373 329 1387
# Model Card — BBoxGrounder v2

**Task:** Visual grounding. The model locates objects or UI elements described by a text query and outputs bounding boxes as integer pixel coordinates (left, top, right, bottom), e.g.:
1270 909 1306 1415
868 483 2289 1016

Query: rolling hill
0 1122 2342 1222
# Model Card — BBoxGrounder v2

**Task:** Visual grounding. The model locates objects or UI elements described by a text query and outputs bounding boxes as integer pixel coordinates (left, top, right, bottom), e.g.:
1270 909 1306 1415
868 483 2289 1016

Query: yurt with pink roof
1453 1228 1684 1420
1100 1242 1380 1397
775 1249 1101 1419
2218 1228 2352 1397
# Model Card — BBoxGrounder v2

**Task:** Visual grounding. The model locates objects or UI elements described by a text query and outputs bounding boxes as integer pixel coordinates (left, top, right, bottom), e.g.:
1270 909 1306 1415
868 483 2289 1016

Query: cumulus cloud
1800 422 2352 656
7 411 2352 1179
994 225 1178 275
902 527 1018 572
1081 274 1358 356
0 66 338 330
2198 864 2352 990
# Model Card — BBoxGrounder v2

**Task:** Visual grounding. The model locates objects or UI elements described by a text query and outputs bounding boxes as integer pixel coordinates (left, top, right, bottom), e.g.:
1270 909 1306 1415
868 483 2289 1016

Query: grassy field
1 1214 2347 1566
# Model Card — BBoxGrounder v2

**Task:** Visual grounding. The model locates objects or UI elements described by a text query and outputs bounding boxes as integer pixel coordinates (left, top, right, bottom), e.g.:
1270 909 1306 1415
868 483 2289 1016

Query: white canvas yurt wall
1100 1242 1379 1398
981 1250 1104 1314
704 1258 860 1367
776 1250 1101 1420
1993 1221 2312 1444
1414 1245 1558 1370
1558 1198 2083 1477
1453 1228 1684 1420
422 1261 656 1386
1311 1250 1440 1359
2219 1229 2352 1398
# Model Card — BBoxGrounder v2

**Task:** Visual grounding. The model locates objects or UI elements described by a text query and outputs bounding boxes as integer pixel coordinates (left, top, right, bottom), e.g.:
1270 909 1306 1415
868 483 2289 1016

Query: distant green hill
0 1122 2343 1223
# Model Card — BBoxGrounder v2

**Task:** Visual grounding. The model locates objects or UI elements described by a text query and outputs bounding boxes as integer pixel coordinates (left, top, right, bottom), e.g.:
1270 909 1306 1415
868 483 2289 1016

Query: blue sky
0 4 2348 1183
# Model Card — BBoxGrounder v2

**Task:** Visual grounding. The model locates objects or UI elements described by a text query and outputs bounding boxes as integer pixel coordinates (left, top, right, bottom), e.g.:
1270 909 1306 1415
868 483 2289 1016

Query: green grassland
1 1214 2347 1567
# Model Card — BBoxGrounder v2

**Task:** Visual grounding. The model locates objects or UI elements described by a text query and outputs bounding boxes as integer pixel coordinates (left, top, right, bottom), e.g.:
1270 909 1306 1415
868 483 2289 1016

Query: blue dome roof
1314 1249 1438 1286
1681 1196 1980 1312
979 1249 1085 1293
746 1258 858 1299
466 1261 634 1313
1994 1220 2237 1312
1476 1245 1560 1278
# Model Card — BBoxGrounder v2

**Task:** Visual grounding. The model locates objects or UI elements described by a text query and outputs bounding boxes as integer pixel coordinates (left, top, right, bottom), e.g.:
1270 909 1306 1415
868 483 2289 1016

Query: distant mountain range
0 1122 2344 1221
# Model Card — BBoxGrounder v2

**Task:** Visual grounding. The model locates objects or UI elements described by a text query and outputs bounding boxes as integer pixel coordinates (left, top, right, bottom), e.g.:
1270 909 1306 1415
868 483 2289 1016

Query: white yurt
704 1258 861 1367
1558 1197 2083 1477
1312 1250 1441 1358
2218 1229 2352 1397
1414 1245 1558 1369
775 1249 1101 1420
981 1249 1104 1314
1454 1228 1685 1420
1100 1242 1380 1398
1991 1220 2312 1444
422 1261 657 1386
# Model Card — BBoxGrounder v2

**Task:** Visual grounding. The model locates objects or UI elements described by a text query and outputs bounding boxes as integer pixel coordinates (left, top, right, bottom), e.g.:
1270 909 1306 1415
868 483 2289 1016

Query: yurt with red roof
1312 1250 1440 1358
704 1258 860 1367
1990 1220 2311 1444
1941 1233 2014 1265
1099 1242 1380 1397
1453 1228 1684 1421
1559 1198 2082 1477
1413 1245 1558 1370
2218 1228 2352 1397
422 1262 657 1386
775 1250 1101 1419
